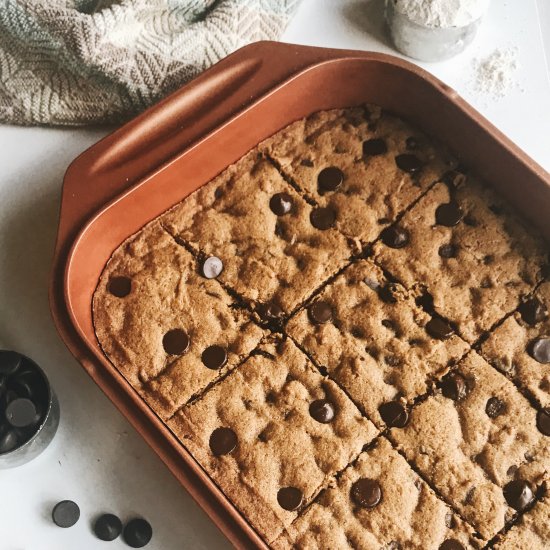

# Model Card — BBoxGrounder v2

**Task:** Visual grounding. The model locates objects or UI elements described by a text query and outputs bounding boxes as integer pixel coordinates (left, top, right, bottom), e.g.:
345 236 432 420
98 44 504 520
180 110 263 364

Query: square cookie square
160 151 353 317
261 105 455 245
272 438 482 550
373 179 547 343
391 351 547 540
481 281 550 407
93 221 264 405
167 337 378 544
286 260 469 427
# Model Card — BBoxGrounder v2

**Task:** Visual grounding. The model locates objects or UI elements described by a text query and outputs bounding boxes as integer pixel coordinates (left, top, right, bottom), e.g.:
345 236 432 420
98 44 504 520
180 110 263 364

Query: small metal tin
385 0 484 62
0 353 60 468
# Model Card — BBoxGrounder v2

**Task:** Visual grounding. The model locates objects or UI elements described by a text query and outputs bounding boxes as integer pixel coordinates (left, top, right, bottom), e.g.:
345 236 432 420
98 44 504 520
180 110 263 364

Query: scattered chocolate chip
310 207 336 230
378 401 408 428
351 478 382 508
441 372 469 401
123 518 153 548
209 427 237 456
519 298 547 326
94 513 123 541
308 301 333 325
503 480 533 511
435 202 463 227
5 398 40 428
309 399 336 423
201 345 227 370
485 397 506 419
440 540 464 550
426 317 454 340
438 244 457 259
0 350 21 376
363 138 387 157
380 226 410 249
277 487 303 511
107 276 132 297
317 167 344 194
201 256 223 279
52 500 80 528
162 329 190 355
529 337 550 364
269 193 294 216
395 154 423 174
536 408 550 436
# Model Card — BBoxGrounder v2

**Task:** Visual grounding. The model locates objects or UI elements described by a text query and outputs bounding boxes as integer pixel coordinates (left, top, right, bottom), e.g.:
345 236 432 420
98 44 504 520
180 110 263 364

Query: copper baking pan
49 41 550 549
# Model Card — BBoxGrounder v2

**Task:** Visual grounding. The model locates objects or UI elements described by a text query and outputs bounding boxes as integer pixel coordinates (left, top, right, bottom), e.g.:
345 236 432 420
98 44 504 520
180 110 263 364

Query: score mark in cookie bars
260 105 456 246
167 337 378 544
159 151 353 321
92 221 265 420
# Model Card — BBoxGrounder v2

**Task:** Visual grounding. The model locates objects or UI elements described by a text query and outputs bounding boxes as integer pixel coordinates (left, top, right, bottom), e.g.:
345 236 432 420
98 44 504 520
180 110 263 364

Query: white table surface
0 1 548 549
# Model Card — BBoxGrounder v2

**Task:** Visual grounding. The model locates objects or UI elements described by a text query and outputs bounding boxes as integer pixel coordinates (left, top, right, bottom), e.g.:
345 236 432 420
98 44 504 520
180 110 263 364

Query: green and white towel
0 0 301 125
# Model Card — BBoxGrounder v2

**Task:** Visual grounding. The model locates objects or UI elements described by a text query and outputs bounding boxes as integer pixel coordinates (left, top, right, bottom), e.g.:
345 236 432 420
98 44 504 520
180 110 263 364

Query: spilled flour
473 48 520 99
393 0 490 28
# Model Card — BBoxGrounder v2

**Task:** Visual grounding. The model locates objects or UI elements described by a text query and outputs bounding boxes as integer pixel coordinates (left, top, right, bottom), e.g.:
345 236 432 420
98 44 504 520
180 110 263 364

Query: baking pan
49 41 550 549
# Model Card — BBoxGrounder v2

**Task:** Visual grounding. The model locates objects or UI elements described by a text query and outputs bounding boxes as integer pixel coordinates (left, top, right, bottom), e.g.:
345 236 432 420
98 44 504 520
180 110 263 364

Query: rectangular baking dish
49 41 550 549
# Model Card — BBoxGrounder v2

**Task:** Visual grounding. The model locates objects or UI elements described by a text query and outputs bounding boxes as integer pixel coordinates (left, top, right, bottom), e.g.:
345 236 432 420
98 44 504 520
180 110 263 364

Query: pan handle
59 41 355 243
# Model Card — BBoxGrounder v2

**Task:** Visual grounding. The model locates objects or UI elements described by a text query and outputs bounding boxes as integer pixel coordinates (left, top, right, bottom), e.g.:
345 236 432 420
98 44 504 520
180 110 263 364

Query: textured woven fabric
0 0 300 125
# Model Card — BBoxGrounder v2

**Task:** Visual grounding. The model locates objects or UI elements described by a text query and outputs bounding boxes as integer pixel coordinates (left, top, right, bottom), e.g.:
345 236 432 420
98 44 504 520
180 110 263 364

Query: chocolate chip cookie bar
261 105 455 246
390 351 548 540
286 260 469 427
167 337 377 544
93 221 264 405
160 151 353 319
373 178 547 343
272 437 481 550
481 281 550 407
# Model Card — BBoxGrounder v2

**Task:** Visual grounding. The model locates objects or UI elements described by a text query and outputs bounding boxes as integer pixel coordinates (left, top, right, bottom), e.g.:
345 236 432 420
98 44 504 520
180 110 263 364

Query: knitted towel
0 0 301 125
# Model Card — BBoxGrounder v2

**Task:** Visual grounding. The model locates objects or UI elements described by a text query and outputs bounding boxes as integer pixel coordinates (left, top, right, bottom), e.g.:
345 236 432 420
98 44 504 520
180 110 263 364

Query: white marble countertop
1 1 548 549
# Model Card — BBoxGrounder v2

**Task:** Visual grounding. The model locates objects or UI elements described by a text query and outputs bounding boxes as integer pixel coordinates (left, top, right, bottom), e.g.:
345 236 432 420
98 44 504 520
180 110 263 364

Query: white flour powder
393 0 490 28
473 48 520 98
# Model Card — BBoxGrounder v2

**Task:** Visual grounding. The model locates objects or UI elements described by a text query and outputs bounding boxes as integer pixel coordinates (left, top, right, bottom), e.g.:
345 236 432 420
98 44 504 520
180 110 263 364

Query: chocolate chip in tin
310 207 336 230
162 329 190 355
362 138 387 157
439 540 465 550
380 226 409 249
270 192 294 215
441 372 469 401
503 480 533 511
209 427 238 456
0 350 21 377
435 202 463 227
518 298 547 326
350 478 382 508
395 154 423 174
308 301 333 325
378 401 409 428
201 345 227 370
201 256 223 279
309 399 336 423
107 276 132 298
317 167 344 194
425 317 454 340
536 408 550 436
277 487 303 511
529 337 550 364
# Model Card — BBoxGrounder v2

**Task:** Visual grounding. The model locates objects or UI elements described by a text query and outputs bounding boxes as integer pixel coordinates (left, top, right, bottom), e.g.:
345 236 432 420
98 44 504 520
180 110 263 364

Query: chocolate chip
536 408 550 436
363 138 387 157
52 500 80 528
94 513 122 541
395 154 423 174
214 187 223 199
5 398 40 428
317 167 344 193
310 207 336 230
519 298 547 326
277 487 303 511
0 350 21 376
269 192 294 216
529 337 550 364
378 401 408 428
123 518 153 548
486 397 506 419
426 317 454 340
350 478 382 508
309 399 336 423
438 244 457 258
201 345 227 370
441 372 469 401
503 480 533 511
209 427 237 456
301 158 314 167
435 202 463 227
380 226 409 248
308 301 333 325
439 540 464 550
260 302 284 320
162 329 190 355
201 256 223 279
108 276 131 297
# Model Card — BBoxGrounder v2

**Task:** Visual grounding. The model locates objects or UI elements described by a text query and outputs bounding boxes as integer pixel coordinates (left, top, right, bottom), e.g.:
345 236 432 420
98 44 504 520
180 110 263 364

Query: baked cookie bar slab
286 260 469 427
167 337 378 544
